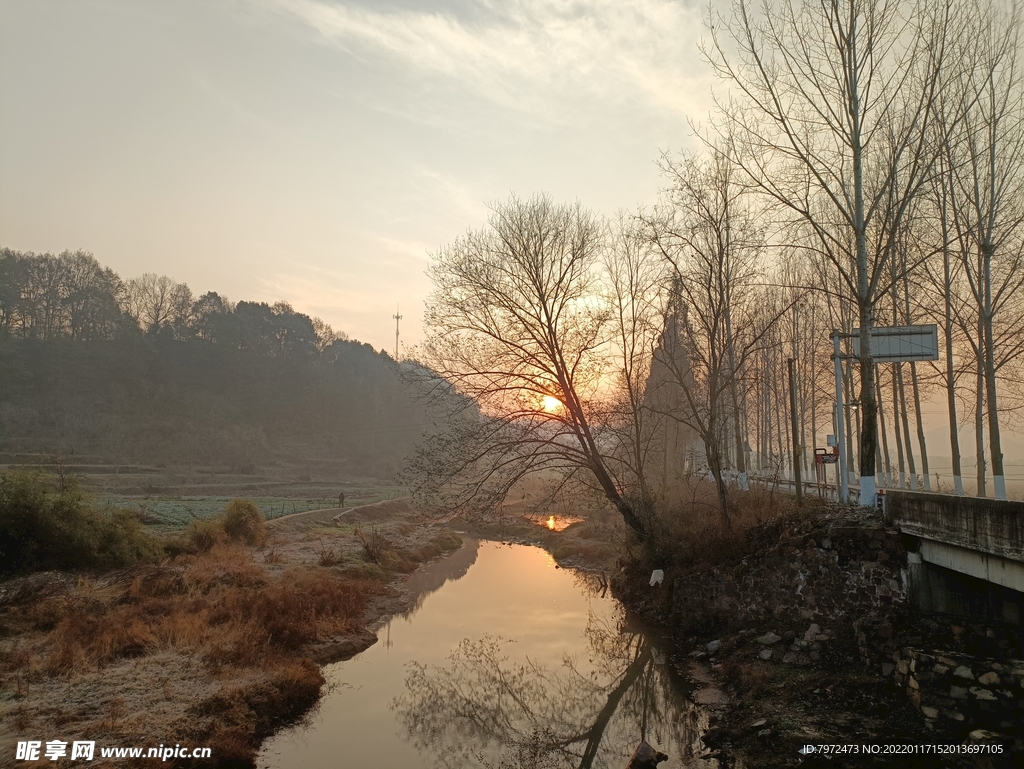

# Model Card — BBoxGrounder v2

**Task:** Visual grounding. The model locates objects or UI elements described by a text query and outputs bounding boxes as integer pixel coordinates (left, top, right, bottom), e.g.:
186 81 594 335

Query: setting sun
541 395 562 412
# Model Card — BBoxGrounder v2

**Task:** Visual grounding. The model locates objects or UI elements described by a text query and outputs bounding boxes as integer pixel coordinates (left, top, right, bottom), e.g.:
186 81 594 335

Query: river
258 539 713 769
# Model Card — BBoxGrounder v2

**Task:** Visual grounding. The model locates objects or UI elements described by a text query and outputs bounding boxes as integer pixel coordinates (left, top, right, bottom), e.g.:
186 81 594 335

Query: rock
693 687 730 706
953 666 974 680
751 719 768 728
907 676 919 690
897 660 910 675
759 649 773 661
969 729 999 741
706 640 722 654
933 664 949 675
815 634 829 641
809 651 821 662
970 687 996 701
803 623 820 642
650 570 664 586
881 663 895 676
627 740 669 768
921 706 939 718
941 709 965 721
950 686 968 700
757 728 772 738
978 672 1000 686
757 632 782 645
821 538 831 549
783 630 796 642
782 652 798 664
688 650 706 658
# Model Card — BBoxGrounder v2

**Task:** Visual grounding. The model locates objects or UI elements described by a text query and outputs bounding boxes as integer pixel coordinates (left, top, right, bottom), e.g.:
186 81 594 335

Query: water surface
259 540 709 769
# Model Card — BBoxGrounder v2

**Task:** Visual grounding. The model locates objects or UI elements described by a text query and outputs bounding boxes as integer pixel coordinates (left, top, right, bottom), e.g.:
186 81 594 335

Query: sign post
832 332 849 503
832 325 939 507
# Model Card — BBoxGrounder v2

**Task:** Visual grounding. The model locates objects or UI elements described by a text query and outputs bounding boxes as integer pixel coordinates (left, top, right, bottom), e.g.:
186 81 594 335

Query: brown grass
188 658 325 761
354 525 392 564
221 499 267 546
635 480 821 573
38 556 376 675
317 538 340 567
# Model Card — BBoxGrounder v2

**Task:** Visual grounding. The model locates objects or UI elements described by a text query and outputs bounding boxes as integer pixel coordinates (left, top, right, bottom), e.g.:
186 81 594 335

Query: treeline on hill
0 248 433 476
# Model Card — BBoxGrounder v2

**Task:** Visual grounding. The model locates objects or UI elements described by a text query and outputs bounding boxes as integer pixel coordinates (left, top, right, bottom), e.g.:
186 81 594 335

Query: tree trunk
902 271 930 490
876 373 892 487
897 366 917 489
705 433 731 529
943 238 965 495
976 346 987 497
843 359 856 493
892 364 906 488
982 244 1007 499
910 362 930 491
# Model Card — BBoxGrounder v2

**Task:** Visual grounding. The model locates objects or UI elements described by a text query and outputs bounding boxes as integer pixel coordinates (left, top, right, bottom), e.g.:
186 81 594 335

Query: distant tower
393 305 402 360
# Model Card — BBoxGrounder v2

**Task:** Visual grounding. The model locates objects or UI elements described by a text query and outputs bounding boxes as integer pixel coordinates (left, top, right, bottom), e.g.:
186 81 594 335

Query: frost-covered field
97 485 407 530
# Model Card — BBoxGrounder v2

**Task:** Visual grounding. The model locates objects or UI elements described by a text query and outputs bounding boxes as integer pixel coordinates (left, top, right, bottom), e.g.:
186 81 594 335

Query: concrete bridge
887 490 1024 625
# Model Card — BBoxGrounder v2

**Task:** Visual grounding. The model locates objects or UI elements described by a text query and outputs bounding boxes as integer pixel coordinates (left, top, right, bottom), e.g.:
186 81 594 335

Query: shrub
221 499 266 546
0 472 161 576
354 525 391 564
185 518 224 553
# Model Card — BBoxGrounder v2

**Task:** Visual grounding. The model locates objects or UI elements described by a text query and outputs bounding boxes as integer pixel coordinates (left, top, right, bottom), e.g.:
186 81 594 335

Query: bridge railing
886 490 1024 562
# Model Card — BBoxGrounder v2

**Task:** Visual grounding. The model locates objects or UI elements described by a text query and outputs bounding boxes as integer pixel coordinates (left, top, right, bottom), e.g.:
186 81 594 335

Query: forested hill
0 248 432 480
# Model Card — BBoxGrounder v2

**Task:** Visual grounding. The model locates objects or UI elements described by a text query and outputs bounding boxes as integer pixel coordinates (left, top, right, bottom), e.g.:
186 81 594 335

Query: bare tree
705 0 956 506
642 148 784 527
602 216 669 510
123 273 183 332
411 194 648 536
935 0 1024 499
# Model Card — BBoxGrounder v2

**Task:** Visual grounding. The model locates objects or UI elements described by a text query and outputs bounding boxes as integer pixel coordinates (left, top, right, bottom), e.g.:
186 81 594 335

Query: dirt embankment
0 498 461 768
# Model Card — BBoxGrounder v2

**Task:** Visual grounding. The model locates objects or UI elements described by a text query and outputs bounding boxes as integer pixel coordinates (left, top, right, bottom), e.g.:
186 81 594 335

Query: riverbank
0 498 461 767
610 501 1021 768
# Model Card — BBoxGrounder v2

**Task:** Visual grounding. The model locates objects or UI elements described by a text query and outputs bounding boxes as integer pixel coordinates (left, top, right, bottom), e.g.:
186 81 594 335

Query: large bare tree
704 0 956 506
411 195 649 536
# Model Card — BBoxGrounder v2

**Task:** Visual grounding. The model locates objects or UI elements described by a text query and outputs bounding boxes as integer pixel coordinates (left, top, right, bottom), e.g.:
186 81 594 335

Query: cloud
261 0 707 120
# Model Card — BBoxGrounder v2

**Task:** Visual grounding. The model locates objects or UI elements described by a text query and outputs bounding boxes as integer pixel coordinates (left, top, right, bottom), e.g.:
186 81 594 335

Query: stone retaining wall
670 514 907 626
890 648 1023 728
669 510 1023 741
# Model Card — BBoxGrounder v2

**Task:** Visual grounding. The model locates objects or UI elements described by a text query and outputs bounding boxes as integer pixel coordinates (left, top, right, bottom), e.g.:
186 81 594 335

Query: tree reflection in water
390 600 708 769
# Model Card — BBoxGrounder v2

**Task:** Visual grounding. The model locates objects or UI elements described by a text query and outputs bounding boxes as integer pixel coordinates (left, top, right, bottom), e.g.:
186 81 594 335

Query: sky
0 0 711 354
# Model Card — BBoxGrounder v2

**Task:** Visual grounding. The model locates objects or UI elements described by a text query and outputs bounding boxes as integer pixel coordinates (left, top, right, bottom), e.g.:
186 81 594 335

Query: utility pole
393 306 402 360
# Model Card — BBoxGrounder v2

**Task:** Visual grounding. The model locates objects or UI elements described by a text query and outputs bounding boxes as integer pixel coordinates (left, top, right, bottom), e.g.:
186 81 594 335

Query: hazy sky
0 0 710 352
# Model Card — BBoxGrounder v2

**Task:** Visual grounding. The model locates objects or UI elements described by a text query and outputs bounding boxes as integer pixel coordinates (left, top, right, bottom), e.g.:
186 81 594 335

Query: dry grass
317 538 340 567
33 554 375 674
222 499 267 546
634 480 821 573
0 541 383 763
0 499 454 765
188 658 325 762
175 498 268 554
354 525 392 565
